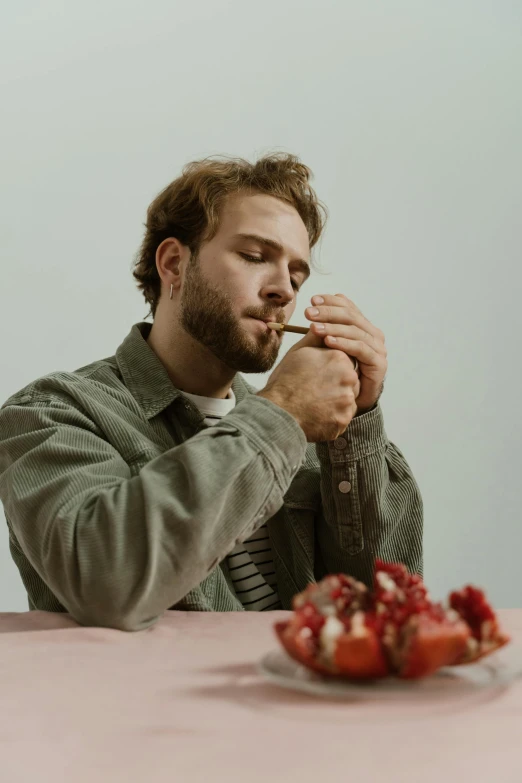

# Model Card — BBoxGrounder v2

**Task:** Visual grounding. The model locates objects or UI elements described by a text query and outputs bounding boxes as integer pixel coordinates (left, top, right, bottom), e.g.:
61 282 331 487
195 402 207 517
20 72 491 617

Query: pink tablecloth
1 609 521 783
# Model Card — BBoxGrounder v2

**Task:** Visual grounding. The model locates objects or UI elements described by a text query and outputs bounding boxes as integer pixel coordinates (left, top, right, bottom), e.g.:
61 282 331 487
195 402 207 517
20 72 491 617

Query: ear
156 237 190 295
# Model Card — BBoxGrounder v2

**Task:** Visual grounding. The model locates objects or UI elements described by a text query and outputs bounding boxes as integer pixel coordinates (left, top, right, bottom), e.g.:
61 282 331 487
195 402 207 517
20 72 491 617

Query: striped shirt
182 388 282 611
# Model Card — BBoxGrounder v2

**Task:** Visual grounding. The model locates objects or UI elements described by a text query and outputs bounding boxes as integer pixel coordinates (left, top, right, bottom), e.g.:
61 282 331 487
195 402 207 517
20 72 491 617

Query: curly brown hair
132 152 327 317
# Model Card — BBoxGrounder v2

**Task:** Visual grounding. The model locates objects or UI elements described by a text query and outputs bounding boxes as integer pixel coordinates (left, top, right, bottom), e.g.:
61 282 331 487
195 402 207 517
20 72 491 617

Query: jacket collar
115 322 256 420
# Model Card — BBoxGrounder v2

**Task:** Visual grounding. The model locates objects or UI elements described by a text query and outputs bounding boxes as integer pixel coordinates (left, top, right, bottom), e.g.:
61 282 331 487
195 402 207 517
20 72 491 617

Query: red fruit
275 574 372 677
372 560 471 678
275 621 333 676
333 612 389 678
396 611 470 679
274 561 508 680
292 573 370 616
449 586 510 663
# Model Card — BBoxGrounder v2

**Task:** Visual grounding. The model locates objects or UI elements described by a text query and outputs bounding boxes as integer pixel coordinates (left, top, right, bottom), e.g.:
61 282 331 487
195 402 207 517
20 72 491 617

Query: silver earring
169 284 173 300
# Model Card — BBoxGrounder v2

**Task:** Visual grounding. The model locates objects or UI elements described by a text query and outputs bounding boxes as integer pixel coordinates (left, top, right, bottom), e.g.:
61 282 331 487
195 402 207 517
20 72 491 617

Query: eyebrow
233 233 311 282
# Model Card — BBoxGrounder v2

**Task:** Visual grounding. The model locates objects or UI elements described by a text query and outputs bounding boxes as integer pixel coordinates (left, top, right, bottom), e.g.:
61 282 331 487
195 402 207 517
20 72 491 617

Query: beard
180 257 285 373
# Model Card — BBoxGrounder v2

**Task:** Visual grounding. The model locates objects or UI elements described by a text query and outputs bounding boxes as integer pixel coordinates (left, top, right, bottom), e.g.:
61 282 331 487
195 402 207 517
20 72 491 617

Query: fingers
310 321 387 357
327 348 360 389
324 334 386 373
306 303 381 341
307 294 385 343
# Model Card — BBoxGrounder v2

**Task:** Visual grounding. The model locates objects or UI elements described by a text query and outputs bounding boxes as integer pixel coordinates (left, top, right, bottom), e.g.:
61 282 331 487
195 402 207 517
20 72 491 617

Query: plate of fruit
259 560 519 698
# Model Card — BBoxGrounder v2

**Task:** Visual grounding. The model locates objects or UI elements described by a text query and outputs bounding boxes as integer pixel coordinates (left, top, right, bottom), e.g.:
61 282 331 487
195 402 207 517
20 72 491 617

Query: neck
147 309 235 399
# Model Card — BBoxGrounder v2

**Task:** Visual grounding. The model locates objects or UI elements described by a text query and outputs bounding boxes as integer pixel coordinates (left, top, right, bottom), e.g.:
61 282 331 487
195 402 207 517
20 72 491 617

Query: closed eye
239 253 301 291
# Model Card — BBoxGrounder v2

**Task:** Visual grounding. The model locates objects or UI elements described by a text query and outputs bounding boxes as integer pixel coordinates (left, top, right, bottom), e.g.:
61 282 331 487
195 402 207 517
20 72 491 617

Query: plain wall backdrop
1 0 521 610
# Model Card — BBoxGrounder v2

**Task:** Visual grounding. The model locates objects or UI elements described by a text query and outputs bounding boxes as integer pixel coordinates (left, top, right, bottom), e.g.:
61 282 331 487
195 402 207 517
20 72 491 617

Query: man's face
180 192 311 373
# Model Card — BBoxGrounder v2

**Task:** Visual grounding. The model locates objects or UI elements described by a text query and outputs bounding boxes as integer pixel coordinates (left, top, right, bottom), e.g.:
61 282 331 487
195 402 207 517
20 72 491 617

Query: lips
251 316 283 325
248 316 283 335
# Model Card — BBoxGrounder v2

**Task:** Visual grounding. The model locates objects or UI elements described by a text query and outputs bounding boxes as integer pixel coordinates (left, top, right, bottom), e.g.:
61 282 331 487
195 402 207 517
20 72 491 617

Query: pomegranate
449 585 510 663
275 560 509 680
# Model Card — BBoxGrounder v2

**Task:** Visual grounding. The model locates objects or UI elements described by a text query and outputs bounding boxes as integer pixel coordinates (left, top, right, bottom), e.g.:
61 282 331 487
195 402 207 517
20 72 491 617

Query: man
0 153 422 631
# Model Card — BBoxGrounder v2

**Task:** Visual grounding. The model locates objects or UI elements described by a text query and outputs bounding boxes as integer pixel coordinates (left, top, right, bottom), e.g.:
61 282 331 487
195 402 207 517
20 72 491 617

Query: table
1 609 521 783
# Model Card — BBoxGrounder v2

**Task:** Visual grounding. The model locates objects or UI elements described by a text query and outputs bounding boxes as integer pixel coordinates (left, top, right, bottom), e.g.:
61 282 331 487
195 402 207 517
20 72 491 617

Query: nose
260 276 295 308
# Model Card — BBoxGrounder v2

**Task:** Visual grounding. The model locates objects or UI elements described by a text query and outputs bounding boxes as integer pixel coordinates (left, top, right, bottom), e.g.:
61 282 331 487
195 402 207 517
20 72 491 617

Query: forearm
315 404 423 586
0 395 306 630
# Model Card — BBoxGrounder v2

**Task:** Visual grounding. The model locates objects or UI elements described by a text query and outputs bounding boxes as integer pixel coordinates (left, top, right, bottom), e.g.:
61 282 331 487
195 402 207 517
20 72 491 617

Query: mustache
245 308 287 324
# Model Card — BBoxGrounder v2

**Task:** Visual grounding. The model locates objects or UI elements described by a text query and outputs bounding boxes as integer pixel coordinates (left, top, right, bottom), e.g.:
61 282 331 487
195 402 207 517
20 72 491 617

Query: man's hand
305 294 388 413
257 329 359 443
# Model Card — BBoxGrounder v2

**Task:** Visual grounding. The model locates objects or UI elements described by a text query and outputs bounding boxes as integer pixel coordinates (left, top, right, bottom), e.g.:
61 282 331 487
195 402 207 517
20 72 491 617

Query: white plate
258 647 522 700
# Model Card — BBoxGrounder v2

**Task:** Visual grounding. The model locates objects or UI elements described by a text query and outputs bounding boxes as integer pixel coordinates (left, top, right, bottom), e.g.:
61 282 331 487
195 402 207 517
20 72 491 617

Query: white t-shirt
181 388 282 611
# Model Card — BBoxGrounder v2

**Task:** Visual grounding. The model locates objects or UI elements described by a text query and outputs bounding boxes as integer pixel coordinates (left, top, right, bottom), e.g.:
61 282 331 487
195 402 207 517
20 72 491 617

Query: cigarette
267 322 309 335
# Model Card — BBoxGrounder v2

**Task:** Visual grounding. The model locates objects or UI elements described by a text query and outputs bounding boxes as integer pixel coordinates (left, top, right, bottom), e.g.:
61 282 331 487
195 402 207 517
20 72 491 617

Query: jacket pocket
282 466 321 511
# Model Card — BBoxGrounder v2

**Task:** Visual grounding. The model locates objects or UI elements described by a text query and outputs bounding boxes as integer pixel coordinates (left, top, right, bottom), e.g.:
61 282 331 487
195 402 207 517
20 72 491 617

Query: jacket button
334 437 347 450
338 480 352 493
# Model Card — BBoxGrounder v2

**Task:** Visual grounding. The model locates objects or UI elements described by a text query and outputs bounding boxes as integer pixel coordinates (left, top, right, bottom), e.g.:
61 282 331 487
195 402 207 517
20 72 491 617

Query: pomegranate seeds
275 561 509 680
449 585 510 663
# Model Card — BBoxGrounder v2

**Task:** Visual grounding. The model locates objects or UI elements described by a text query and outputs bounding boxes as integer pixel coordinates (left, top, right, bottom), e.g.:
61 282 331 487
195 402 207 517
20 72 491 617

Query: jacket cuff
218 395 308 486
316 403 387 464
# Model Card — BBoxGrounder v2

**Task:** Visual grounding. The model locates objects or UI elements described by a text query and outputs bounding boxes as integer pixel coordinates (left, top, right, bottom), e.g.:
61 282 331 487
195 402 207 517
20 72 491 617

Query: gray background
1 1 521 610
